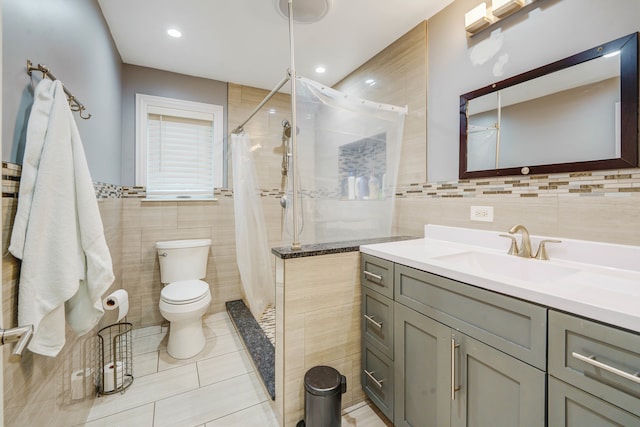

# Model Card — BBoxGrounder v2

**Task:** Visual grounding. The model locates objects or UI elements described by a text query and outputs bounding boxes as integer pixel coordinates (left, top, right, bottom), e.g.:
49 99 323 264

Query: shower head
273 0 334 24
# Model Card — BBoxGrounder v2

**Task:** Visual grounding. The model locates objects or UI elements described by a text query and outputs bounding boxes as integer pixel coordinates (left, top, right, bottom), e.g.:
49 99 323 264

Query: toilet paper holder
95 322 134 395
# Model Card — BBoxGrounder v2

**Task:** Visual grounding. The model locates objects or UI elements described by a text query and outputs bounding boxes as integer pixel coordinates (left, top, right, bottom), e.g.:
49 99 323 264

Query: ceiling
98 0 454 92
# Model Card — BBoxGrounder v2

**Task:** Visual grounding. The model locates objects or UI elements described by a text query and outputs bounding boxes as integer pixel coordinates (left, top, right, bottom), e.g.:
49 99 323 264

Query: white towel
9 80 114 357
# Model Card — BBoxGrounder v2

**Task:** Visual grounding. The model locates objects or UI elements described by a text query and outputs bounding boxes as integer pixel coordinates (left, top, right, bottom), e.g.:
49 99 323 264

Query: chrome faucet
2 325 34 361
508 224 533 258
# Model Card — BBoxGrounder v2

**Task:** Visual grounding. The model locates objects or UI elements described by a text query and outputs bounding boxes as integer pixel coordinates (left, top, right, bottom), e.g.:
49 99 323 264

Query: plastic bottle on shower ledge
368 174 380 200
348 172 356 200
355 175 368 200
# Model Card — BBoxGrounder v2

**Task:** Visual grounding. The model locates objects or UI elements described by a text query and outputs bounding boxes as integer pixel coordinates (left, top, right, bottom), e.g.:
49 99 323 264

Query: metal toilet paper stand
96 322 134 395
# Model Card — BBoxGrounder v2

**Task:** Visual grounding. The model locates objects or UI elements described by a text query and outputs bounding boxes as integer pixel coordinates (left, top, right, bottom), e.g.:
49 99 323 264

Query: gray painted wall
427 0 640 181
2 0 122 184
120 64 228 186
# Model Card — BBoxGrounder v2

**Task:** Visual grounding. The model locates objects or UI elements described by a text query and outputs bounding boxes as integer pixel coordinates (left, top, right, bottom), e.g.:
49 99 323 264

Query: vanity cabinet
361 254 546 426
548 310 640 425
361 254 395 420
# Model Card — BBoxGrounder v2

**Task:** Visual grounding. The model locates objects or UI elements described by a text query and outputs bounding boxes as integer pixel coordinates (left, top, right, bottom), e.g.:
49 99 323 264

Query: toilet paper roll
102 361 124 393
70 369 85 400
103 289 129 322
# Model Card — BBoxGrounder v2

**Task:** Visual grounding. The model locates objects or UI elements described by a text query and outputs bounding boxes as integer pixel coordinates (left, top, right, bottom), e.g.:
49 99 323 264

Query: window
136 94 224 200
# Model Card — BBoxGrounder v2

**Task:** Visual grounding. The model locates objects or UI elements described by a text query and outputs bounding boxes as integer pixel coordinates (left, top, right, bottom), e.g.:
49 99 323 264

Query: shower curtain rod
232 73 290 135
26 60 92 119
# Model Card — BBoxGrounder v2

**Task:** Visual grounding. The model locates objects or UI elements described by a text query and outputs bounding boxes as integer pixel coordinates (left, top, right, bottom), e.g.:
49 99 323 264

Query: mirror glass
460 32 638 179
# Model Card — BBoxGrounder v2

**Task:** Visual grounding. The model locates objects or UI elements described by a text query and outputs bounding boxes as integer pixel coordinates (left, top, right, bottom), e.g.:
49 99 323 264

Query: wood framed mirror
460 32 638 179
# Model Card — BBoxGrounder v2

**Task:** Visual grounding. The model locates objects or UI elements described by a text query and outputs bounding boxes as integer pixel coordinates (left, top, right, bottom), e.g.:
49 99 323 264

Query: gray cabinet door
549 376 640 426
394 303 452 427
451 333 546 427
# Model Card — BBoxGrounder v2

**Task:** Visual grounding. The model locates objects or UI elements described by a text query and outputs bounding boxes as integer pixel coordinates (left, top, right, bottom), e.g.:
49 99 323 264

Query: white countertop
360 225 640 333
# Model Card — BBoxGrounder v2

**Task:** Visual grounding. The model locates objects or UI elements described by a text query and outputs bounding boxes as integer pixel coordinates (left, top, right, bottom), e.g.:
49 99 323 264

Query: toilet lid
161 280 210 304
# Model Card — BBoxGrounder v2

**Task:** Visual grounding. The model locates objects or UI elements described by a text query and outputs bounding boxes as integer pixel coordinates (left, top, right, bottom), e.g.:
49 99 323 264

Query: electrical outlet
470 205 494 222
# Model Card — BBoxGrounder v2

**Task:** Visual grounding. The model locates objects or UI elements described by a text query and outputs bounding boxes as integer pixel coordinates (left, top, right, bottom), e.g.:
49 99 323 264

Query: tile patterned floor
79 311 391 427
258 305 276 346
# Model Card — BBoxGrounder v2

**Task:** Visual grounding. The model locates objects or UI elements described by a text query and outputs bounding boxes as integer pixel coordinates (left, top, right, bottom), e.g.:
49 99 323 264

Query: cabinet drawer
362 287 393 359
549 376 640 426
362 343 394 421
395 263 547 370
549 310 640 417
361 253 394 299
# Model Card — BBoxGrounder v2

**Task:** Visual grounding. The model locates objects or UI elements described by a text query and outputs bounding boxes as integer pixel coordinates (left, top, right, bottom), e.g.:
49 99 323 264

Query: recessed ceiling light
167 28 182 38
315 66 326 73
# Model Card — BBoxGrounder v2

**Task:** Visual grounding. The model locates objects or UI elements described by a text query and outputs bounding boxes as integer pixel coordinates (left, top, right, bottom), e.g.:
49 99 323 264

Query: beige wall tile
227 83 291 190
394 195 561 239
279 252 362 427
558 194 640 245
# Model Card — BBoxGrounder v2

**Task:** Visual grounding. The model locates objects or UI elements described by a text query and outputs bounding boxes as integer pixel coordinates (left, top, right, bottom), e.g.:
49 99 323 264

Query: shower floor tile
258 304 276 346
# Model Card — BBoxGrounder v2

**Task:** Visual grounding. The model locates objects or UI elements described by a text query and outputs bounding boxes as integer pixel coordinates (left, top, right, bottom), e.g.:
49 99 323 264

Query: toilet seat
161 280 210 305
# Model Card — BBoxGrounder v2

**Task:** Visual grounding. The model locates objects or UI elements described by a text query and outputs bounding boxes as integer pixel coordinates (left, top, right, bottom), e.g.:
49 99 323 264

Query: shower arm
232 74 290 135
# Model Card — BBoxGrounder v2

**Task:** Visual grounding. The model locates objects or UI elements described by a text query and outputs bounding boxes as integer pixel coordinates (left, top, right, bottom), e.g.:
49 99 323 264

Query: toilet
156 238 212 359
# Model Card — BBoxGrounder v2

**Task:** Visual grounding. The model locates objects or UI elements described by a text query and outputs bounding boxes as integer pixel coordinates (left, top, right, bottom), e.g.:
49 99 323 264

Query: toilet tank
156 239 211 284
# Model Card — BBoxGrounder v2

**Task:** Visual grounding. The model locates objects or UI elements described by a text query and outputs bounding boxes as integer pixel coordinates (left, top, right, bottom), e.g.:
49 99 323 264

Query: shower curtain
231 133 275 319
283 76 407 245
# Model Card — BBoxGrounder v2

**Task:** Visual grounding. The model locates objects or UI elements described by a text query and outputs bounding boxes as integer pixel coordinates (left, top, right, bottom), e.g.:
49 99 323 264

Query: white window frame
135 94 224 199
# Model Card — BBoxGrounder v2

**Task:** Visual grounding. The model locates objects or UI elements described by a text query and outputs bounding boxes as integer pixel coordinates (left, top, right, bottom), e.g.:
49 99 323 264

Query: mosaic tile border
5 161 640 200
396 169 640 198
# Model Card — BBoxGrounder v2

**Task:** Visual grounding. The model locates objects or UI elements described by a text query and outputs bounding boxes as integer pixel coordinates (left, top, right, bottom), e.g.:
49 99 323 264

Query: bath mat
226 299 275 400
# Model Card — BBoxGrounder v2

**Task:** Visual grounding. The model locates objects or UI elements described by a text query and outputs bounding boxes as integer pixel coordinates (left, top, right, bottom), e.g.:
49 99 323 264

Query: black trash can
299 365 347 427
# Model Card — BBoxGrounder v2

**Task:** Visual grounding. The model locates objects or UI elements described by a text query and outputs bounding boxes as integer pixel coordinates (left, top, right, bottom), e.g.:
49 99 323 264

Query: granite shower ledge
271 236 417 259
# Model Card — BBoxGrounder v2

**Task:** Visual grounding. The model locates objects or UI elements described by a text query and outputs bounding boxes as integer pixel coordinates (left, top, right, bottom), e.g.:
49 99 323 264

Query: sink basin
432 251 580 283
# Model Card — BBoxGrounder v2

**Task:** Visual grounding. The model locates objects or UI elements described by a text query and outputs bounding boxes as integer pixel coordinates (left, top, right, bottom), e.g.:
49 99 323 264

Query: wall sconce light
466 0 537 36
492 0 525 18
465 3 494 34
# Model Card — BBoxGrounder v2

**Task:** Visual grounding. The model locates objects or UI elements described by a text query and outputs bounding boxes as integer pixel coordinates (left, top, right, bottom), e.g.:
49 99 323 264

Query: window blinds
146 113 215 199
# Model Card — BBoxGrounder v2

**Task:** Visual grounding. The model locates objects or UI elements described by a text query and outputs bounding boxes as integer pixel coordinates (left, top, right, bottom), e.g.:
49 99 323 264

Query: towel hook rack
26 60 92 120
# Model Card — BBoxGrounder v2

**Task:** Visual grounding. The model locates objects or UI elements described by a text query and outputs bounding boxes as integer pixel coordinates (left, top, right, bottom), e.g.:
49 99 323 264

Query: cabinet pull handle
364 314 383 330
451 339 461 400
364 270 383 284
572 352 640 384
364 369 384 389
